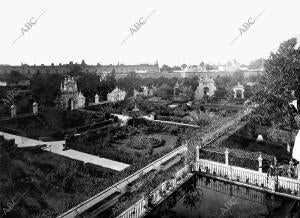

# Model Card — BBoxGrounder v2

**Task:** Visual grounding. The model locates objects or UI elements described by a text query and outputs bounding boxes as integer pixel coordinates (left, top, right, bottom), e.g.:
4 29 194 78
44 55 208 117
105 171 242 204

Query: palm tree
188 109 211 126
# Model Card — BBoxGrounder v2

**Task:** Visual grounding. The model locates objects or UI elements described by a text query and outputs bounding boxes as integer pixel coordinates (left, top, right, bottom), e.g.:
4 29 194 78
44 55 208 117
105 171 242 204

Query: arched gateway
194 76 216 100
59 76 85 110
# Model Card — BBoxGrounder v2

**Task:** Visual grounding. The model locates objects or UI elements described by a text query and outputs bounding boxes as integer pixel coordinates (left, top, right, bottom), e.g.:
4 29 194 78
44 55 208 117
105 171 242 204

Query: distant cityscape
0 59 264 84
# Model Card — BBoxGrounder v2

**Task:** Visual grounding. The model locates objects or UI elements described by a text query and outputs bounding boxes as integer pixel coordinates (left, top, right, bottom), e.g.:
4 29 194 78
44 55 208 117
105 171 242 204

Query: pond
145 175 300 218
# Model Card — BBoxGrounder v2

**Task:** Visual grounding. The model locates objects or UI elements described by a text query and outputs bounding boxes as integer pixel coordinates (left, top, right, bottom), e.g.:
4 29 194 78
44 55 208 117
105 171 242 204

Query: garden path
0 131 130 171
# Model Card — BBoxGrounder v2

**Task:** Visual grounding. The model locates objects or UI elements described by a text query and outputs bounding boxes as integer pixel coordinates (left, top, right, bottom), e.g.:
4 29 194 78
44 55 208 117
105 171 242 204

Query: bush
127 135 165 150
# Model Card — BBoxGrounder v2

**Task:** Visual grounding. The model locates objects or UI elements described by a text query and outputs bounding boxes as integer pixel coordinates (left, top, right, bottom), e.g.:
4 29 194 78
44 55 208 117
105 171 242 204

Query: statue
267 158 279 191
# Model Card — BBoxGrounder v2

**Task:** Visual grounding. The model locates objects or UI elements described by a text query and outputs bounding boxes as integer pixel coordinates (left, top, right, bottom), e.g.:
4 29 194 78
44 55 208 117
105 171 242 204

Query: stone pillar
258 153 263 173
225 149 229 165
196 145 200 162
270 177 276 192
288 159 294 178
162 182 166 192
95 94 99 104
195 144 200 171
287 143 291 153
241 90 244 99
32 102 38 115
11 104 16 118
234 90 237 98
172 178 176 189
71 99 74 110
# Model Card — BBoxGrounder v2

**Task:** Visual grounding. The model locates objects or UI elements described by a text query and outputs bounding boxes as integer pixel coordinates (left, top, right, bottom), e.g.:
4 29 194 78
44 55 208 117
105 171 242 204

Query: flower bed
127 135 165 150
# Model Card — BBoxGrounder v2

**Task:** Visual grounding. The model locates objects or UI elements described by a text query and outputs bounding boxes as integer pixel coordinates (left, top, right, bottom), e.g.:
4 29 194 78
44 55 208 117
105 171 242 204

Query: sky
0 0 300 66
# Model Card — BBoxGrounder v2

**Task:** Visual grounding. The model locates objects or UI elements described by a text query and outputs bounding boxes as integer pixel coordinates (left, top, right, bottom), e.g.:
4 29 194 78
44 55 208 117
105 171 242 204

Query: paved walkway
0 131 130 171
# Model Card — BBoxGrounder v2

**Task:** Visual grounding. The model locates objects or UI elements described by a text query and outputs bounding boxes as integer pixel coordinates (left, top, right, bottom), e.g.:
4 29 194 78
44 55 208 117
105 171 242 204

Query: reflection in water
145 175 300 218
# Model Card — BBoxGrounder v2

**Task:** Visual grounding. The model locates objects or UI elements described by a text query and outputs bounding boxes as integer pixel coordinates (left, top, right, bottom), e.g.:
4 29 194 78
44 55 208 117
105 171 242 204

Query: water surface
145 175 299 218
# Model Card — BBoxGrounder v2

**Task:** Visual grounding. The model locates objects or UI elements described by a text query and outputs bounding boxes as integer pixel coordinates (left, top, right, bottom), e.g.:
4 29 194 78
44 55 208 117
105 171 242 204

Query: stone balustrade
196 159 300 198
117 166 192 218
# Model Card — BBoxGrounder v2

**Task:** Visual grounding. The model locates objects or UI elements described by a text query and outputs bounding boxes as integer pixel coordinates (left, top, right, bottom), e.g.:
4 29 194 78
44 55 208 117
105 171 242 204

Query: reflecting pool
145 175 300 218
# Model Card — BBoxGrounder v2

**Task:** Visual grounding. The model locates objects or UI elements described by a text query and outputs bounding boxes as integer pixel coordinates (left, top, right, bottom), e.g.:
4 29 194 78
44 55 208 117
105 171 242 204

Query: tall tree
31 74 63 106
77 73 100 99
252 38 300 129
117 72 141 96
248 58 265 69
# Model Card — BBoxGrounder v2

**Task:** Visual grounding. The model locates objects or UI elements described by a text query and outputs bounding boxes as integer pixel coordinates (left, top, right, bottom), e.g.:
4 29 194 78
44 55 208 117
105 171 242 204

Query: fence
196 159 300 198
117 165 191 218
116 198 145 218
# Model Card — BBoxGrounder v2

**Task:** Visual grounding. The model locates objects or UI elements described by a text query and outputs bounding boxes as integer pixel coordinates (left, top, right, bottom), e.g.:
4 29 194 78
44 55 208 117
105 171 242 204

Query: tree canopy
252 37 300 129
248 58 265 70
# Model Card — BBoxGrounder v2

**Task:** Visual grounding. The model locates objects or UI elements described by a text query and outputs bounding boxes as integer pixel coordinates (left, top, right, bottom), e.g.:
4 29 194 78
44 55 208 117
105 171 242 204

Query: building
0 62 159 78
59 76 85 110
232 83 245 98
0 80 7 86
0 71 30 87
194 76 217 100
107 87 126 102
93 62 159 75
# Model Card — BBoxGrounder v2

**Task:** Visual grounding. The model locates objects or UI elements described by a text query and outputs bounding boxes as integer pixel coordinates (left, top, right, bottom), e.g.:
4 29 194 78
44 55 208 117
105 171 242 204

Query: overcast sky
0 0 299 66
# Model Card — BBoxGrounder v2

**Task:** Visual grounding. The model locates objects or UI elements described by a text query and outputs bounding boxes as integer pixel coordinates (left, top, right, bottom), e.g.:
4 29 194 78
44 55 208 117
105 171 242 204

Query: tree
181 64 187 69
69 64 84 77
160 65 172 73
116 71 141 96
205 64 216 71
215 75 234 90
77 73 100 100
31 73 63 106
247 74 262 83
232 70 245 84
97 69 117 100
248 58 265 69
172 66 181 71
81 59 86 66
252 38 300 130
188 110 211 126
156 83 173 99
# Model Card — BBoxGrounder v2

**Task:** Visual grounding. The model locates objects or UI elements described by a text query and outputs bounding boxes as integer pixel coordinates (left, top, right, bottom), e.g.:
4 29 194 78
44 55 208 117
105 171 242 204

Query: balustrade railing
116 198 145 218
196 176 266 204
117 166 191 218
196 159 300 198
